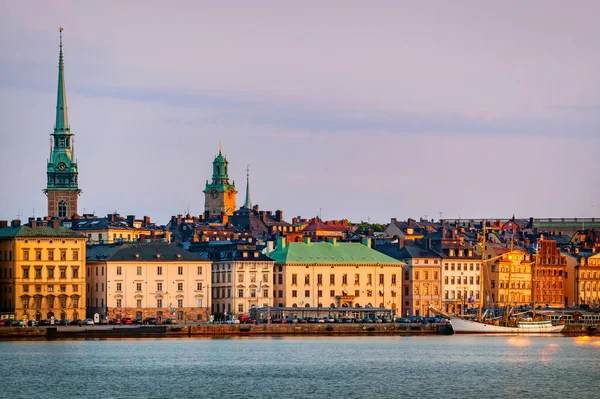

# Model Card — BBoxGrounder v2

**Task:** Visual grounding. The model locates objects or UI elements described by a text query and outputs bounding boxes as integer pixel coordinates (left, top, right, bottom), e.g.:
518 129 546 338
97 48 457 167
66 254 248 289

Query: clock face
57 162 66 171
209 188 219 199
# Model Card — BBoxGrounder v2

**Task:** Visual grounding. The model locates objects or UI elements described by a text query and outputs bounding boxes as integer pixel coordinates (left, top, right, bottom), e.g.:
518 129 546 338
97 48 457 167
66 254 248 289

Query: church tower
44 28 81 219
203 143 237 217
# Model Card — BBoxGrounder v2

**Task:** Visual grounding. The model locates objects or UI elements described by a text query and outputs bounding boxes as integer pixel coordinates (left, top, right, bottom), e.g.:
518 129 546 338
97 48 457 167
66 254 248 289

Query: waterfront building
484 244 532 308
573 252 600 306
268 238 403 313
0 219 86 322
190 239 275 319
65 213 171 244
85 243 210 322
533 238 567 308
43 29 82 219
434 228 481 315
203 146 237 218
375 239 442 317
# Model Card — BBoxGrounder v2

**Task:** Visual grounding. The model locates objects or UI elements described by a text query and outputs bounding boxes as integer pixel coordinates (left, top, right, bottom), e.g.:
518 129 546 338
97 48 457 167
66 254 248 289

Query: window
157 266 162 275
73 284 78 292
292 274 297 285
197 282 203 291
330 290 335 297
278 274 283 284
48 267 54 278
305 290 310 297
137 299 142 307
36 285 42 293
238 288 244 298
305 274 310 285
72 267 79 278
433 271 438 280
342 274 348 285
367 274 372 285
355 274 360 284
318 290 323 297
355 290 360 297
73 251 79 261
263 289 269 298
379 274 384 285
48 297 54 308
137 266 142 275
60 251 66 261
60 297 67 308
423 271 428 280
116 283 122 291
23 250 29 261
197 266 203 275
330 274 335 284
157 298 163 308
36 251 42 261
157 282 163 291
404 271 409 280
136 283 142 291
178 266 183 275
177 283 183 291
367 290 372 297
392 274 397 284
292 290 297 298
238 304 243 312
23 298 29 309
197 298 203 307
48 250 54 261
60 268 66 278
35 268 42 278
263 273 269 283
116 266 122 275
316 274 323 285
48 285 54 292
414 271 419 280
23 267 30 278
114 298 121 307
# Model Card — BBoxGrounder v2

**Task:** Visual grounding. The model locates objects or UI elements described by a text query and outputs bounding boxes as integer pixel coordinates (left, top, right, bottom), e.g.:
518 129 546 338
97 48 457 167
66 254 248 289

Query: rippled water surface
1 336 599 398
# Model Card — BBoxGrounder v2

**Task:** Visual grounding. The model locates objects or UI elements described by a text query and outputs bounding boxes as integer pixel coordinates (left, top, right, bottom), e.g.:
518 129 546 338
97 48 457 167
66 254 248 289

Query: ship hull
450 317 565 334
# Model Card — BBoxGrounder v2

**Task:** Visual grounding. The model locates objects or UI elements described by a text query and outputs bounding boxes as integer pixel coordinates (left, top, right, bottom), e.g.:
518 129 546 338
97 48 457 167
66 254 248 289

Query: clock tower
43 28 81 219
203 144 237 218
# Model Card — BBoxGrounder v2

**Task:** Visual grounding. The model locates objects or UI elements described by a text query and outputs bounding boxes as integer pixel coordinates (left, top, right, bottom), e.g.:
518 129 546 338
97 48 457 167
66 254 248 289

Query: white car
83 318 94 325
225 319 240 324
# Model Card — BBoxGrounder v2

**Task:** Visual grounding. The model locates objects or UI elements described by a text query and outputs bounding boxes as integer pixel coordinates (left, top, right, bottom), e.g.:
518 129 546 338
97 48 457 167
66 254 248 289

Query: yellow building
487 247 533 308
268 238 404 314
0 219 87 322
86 243 211 322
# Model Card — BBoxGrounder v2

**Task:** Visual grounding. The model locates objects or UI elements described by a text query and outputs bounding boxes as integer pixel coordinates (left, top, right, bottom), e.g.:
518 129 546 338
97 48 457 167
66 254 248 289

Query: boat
449 316 564 334
440 225 564 334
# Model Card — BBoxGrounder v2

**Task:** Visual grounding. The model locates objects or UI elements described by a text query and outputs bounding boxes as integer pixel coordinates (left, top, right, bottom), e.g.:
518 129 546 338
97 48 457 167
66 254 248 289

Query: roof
267 239 403 265
86 243 208 262
376 241 441 260
0 225 85 239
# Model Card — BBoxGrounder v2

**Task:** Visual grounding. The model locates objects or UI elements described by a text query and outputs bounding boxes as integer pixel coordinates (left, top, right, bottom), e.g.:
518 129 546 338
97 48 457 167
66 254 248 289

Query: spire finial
59 27 63 48
218 140 222 154
55 27 69 132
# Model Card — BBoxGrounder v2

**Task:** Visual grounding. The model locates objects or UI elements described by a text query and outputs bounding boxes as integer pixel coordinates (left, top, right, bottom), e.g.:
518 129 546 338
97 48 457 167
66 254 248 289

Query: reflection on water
1 336 599 399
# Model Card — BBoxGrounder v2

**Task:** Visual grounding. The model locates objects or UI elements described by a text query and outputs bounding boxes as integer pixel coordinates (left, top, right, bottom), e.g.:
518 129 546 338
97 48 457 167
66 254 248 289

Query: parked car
39 319 50 326
165 318 178 325
83 318 95 325
143 317 158 325
58 319 69 326
132 318 143 325
121 317 133 325
108 318 122 325
70 319 82 326
225 318 240 324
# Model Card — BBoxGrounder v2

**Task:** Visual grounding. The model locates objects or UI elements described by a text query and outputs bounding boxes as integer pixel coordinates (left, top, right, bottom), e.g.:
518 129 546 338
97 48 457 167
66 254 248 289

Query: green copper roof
267 239 404 265
55 28 69 133
244 165 252 208
0 225 85 238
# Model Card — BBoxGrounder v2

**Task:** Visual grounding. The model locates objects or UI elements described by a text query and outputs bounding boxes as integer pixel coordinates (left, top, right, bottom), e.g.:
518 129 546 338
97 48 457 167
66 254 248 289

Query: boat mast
478 221 486 322
532 236 540 318
505 232 514 325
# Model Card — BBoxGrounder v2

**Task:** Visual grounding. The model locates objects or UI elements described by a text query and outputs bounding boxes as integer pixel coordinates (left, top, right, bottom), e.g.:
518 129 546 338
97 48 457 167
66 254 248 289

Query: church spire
55 27 69 133
244 165 252 209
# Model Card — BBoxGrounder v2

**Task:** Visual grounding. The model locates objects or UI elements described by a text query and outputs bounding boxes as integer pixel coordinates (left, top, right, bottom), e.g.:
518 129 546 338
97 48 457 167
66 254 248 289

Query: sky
0 1 599 225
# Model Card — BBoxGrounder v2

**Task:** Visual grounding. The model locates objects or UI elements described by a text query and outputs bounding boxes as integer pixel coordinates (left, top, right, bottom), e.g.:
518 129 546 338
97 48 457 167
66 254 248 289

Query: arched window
216 166 221 175
58 201 67 218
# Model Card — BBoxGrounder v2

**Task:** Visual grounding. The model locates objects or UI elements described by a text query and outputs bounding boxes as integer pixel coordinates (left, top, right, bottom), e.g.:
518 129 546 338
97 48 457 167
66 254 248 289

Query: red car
108 318 122 325
121 317 133 325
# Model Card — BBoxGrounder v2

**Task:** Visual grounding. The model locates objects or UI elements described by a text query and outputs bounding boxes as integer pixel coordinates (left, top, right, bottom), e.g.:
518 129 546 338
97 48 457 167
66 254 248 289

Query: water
1 336 599 398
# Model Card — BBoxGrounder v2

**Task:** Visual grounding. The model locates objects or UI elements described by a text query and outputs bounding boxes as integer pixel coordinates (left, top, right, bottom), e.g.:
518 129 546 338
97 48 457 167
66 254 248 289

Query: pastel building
268 238 403 313
0 219 87 322
86 243 210 322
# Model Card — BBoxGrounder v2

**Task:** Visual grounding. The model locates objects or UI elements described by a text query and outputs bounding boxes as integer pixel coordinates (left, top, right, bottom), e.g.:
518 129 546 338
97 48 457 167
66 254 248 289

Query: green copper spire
244 165 252 208
55 27 69 133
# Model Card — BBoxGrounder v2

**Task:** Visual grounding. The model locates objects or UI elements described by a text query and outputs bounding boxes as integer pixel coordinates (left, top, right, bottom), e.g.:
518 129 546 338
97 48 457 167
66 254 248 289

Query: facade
268 238 403 314
203 147 237 218
533 238 567 308
43 29 81 219
190 239 275 319
376 239 442 317
485 246 532 308
0 219 87 322
86 243 210 322
575 252 600 306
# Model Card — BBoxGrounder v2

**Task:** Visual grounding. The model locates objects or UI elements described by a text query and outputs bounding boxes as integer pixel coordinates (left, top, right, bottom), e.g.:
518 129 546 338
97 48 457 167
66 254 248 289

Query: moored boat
450 316 564 334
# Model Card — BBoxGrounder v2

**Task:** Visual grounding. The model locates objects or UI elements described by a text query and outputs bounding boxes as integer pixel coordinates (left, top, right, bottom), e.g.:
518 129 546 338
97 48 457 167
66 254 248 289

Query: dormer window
449 249 455 257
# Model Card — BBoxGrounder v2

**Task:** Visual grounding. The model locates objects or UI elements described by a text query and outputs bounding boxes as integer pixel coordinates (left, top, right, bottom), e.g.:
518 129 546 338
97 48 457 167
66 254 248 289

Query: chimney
127 215 135 226
408 218 415 227
275 210 283 222
51 220 61 229
0 220 8 228
391 217 397 224
398 238 405 249
329 238 337 246
303 237 312 245
222 214 229 224
277 237 287 249
253 205 259 213
30 220 37 229
260 211 267 223
11 220 21 227
361 238 371 248
143 216 150 225
177 214 182 224
170 215 177 226
426 238 432 249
